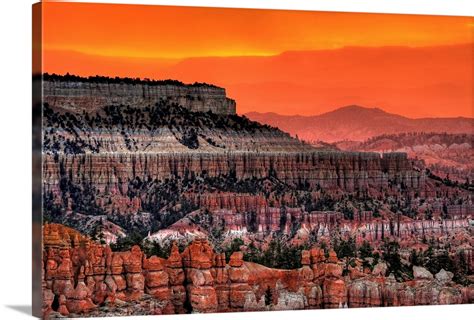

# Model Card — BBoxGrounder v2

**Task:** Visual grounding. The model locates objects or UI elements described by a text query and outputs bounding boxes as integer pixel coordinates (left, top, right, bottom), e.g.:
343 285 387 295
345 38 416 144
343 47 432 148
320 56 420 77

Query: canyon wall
43 80 236 115
43 151 425 197
194 207 471 242
42 224 473 318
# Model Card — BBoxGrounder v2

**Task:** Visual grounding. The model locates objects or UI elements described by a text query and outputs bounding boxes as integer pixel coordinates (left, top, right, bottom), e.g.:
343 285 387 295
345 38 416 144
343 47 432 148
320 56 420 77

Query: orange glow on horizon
40 2 474 118
42 2 473 59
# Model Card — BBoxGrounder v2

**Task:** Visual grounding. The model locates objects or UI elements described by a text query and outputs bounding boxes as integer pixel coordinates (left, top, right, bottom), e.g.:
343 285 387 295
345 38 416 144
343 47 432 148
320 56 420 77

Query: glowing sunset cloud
40 2 473 117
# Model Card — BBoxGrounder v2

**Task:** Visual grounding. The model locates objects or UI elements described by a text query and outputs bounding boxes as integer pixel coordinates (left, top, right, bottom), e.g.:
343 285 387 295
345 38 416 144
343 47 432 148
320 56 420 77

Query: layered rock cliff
43 151 424 196
42 224 473 318
42 94 311 154
42 150 428 239
43 74 236 115
335 132 474 183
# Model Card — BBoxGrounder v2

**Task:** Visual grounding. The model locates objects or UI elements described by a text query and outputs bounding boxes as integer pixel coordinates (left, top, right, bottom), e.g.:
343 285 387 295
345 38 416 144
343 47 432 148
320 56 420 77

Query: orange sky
40 2 474 117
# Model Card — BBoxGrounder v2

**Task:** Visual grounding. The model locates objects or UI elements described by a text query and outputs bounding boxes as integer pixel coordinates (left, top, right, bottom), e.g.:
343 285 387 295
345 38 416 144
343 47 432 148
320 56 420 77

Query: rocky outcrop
341 218 471 244
413 266 434 281
42 224 473 318
199 206 470 243
42 148 471 255
320 250 347 308
43 151 425 204
181 240 218 313
165 243 186 313
41 149 433 241
334 132 474 183
43 77 236 115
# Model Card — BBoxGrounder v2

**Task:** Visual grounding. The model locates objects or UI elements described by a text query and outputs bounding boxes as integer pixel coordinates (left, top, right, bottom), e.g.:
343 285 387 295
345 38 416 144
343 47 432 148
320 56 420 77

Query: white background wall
0 0 472 319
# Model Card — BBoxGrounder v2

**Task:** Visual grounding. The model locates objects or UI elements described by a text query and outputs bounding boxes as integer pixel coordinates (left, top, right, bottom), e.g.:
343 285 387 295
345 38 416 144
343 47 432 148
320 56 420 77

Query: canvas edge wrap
32 2 43 318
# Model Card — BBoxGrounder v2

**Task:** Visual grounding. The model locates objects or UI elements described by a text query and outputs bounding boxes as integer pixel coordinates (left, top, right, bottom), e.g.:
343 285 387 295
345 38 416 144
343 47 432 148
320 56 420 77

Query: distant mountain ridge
245 105 473 143
335 132 473 183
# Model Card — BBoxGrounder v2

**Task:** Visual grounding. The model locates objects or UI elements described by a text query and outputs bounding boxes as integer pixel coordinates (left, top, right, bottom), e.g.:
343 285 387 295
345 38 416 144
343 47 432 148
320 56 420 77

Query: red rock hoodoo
42 224 474 318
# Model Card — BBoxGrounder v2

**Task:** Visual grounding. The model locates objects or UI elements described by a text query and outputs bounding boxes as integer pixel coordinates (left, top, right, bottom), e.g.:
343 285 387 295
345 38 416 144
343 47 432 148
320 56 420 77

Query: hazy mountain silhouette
245 105 473 142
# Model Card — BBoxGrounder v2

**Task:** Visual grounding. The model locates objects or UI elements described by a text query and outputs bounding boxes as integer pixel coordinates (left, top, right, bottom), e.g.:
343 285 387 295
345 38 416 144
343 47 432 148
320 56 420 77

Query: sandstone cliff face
43 151 424 199
335 132 474 183
42 150 428 238
197 207 471 243
42 224 473 318
42 90 310 154
44 80 236 115
42 148 444 246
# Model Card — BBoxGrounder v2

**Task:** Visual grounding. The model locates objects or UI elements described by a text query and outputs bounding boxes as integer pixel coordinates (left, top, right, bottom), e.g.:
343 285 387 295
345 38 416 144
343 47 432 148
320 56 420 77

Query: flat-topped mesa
43 74 236 115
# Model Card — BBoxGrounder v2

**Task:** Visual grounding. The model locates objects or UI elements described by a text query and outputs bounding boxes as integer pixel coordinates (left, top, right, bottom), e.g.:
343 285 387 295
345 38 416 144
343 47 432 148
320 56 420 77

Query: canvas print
33 2 474 318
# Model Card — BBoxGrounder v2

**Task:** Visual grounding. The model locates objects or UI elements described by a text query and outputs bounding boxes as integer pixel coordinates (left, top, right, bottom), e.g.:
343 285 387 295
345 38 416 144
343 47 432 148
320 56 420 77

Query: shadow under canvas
6 305 32 316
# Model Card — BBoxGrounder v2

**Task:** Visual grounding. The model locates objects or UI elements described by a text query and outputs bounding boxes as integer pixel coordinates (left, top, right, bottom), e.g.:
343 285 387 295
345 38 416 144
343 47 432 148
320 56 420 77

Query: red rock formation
321 250 347 308
42 223 473 318
181 239 218 313
165 243 186 313
212 252 230 312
